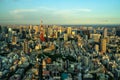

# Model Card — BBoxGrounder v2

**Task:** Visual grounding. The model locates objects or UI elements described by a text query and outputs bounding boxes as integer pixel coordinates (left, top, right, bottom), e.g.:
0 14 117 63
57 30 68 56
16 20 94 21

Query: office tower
28 25 32 34
100 38 106 53
77 35 83 47
93 29 96 34
64 34 68 41
12 36 17 45
8 28 12 39
90 34 101 42
95 44 99 52
48 27 53 38
19 26 23 33
103 28 107 38
67 27 72 35
54 31 58 38
33 25 39 34
105 37 110 43
23 40 29 53
59 26 62 34
29 25 33 30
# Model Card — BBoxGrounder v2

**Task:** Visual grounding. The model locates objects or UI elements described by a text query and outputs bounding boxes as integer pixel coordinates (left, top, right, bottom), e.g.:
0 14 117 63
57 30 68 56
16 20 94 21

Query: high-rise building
95 44 99 52
90 34 101 42
93 29 96 34
33 25 39 34
54 31 58 38
100 38 106 53
64 34 68 41
59 26 62 34
103 28 107 38
78 37 83 48
12 36 17 45
67 27 72 35
19 26 23 33
29 25 33 30
105 37 110 43
48 27 53 38
23 40 29 53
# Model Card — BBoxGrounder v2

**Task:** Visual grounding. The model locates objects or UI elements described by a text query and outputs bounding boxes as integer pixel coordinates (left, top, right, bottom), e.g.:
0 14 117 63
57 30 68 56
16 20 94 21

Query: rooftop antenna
40 20 43 27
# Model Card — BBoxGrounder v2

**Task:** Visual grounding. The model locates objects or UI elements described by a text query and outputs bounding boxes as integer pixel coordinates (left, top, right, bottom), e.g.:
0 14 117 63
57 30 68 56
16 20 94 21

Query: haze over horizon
0 0 120 25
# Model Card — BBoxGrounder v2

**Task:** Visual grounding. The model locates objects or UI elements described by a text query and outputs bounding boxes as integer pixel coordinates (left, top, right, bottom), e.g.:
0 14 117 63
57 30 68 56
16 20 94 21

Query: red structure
40 32 45 42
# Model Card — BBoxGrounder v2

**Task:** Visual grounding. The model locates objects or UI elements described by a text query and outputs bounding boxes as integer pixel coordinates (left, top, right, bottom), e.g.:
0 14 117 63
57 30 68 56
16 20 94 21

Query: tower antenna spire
40 20 43 26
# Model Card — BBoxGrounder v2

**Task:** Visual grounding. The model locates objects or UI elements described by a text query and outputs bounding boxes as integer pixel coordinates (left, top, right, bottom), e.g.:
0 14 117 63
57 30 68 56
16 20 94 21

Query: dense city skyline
0 0 120 25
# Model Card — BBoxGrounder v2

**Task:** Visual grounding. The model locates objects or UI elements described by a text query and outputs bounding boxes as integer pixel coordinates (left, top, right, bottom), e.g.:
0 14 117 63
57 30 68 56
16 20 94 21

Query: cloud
12 9 37 14
53 8 91 19
11 7 91 14
9 7 92 24
10 9 38 19
74 9 91 12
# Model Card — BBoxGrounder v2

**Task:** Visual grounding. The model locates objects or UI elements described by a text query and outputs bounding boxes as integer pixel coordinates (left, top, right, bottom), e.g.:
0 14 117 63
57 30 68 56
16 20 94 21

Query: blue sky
0 0 120 24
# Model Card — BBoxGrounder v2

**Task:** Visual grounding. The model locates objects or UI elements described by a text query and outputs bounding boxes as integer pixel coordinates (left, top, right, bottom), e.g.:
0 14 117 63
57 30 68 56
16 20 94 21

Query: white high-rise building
67 27 72 35
103 28 107 38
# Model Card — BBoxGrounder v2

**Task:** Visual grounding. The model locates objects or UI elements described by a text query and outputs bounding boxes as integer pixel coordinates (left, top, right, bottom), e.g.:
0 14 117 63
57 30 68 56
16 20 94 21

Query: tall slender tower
67 27 72 35
100 38 106 53
40 20 45 42
40 20 43 32
103 28 107 38
12 36 17 45
23 40 29 53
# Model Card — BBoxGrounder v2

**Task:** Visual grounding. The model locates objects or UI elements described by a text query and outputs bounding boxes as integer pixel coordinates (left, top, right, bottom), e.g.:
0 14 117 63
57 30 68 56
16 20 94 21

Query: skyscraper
64 34 68 41
48 27 53 38
54 31 58 38
103 28 107 38
33 25 39 34
12 36 17 45
23 40 29 53
90 34 101 42
67 27 72 35
100 38 106 53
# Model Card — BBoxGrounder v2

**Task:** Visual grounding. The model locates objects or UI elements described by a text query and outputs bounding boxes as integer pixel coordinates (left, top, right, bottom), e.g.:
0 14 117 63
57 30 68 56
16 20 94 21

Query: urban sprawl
0 24 120 80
